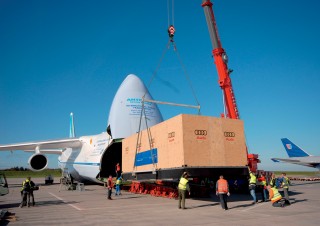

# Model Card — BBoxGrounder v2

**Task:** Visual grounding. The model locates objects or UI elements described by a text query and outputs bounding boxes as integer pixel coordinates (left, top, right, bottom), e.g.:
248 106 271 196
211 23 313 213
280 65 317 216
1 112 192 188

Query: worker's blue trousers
116 185 121 195
250 189 256 202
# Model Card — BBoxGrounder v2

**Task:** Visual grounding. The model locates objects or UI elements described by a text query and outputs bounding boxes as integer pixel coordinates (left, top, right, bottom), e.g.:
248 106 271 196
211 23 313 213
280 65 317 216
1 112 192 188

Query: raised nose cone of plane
107 74 163 139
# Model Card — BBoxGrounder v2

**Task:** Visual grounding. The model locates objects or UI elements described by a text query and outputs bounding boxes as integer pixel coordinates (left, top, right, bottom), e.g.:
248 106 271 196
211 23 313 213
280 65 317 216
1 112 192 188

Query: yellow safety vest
271 187 282 202
249 173 256 184
21 179 31 191
116 179 121 185
178 177 188 190
269 178 275 187
282 177 290 188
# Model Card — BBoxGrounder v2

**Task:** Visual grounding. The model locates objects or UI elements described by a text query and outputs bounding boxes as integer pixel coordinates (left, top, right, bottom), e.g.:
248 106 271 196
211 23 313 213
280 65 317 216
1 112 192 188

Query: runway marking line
49 192 82 211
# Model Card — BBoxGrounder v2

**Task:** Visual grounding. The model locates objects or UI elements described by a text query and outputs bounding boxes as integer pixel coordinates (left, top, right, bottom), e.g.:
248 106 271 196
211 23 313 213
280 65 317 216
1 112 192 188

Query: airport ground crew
257 173 268 202
115 176 122 196
178 172 190 209
115 163 121 178
107 175 113 200
248 168 257 204
19 177 35 207
269 173 276 187
216 175 230 210
28 177 36 206
281 173 291 205
267 185 285 207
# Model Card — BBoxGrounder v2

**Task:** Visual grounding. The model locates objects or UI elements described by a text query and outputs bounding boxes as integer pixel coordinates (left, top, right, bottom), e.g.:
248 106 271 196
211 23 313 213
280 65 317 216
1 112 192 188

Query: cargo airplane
271 138 320 170
0 74 163 183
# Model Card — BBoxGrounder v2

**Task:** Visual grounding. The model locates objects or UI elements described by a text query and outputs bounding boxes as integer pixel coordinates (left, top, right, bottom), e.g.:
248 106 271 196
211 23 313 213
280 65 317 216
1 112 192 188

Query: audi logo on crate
168 132 175 138
224 132 235 137
168 132 175 142
194 130 207 136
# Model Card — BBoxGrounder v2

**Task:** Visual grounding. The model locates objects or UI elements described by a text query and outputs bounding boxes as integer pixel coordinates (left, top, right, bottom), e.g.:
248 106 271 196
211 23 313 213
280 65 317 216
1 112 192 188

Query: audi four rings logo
194 130 207 136
168 132 175 138
224 132 235 137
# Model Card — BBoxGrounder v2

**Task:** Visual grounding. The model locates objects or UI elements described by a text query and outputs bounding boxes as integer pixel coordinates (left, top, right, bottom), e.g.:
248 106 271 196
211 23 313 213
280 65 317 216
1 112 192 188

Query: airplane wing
271 157 319 168
0 138 82 154
271 158 300 163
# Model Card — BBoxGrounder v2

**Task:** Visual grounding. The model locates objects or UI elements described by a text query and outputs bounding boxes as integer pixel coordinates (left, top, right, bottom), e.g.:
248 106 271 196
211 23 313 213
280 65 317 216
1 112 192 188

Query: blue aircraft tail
281 138 310 157
69 112 76 138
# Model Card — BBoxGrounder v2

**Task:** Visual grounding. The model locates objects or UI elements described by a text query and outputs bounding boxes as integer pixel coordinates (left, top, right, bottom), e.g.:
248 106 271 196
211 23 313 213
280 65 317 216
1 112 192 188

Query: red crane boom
202 0 260 172
201 0 239 119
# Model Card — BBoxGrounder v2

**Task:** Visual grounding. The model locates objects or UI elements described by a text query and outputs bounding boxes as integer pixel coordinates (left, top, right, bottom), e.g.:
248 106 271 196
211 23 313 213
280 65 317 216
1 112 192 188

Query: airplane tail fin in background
281 138 310 157
69 112 75 138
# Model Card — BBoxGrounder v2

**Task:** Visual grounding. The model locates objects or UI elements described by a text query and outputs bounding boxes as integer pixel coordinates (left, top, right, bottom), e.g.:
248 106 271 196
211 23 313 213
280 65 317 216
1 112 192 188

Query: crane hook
168 25 175 41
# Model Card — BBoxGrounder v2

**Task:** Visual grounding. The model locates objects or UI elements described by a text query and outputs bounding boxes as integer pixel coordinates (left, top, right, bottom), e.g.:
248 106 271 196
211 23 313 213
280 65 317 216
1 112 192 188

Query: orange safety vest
217 179 228 193
108 178 113 188
270 187 282 203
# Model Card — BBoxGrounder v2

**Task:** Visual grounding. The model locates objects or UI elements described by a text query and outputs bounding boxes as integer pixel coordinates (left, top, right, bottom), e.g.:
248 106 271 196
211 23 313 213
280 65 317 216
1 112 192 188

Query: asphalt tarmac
1 178 319 225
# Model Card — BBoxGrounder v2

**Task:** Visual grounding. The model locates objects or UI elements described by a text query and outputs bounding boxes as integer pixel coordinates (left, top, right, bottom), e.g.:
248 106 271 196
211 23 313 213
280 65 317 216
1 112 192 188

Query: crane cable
133 0 201 175
144 40 201 113
132 42 170 175
144 0 200 110
167 0 176 46
166 0 200 108
167 0 174 27
172 41 201 111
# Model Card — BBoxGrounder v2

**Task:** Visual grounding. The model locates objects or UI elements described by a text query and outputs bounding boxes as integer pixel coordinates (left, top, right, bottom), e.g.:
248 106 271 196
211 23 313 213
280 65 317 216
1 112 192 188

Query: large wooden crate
122 114 247 173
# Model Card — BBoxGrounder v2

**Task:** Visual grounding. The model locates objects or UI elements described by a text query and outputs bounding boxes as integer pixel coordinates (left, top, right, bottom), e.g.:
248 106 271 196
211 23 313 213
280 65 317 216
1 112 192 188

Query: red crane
201 0 260 172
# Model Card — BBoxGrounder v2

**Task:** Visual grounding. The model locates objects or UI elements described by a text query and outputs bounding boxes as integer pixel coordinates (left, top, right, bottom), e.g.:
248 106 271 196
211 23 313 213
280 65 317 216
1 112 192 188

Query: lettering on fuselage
91 139 108 156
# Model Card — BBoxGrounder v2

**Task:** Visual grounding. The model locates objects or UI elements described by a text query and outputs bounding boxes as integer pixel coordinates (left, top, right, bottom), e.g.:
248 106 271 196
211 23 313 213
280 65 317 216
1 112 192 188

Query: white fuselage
58 132 111 183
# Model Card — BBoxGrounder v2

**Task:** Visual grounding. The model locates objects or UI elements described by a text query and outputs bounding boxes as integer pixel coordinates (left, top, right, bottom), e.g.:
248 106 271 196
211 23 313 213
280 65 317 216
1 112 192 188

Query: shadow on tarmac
112 196 144 200
187 203 219 209
228 203 254 209
291 181 320 186
291 198 308 204
190 193 253 203
279 191 303 197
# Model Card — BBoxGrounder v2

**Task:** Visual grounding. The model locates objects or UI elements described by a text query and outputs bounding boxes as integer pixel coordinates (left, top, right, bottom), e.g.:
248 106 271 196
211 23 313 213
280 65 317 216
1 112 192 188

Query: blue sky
1 0 320 171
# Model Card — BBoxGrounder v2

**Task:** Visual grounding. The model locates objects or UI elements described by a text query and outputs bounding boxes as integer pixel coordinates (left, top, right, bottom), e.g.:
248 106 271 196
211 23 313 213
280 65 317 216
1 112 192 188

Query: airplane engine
28 153 48 171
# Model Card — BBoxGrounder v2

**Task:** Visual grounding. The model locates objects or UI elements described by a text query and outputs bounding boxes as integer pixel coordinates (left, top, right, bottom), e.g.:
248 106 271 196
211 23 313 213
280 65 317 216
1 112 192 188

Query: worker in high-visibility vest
267 185 285 207
269 173 276 187
178 172 190 209
115 163 121 178
107 175 113 200
216 175 230 210
248 167 257 204
257 173 268 202
115 176 122 196
281 173 291 205
19 176 36 208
